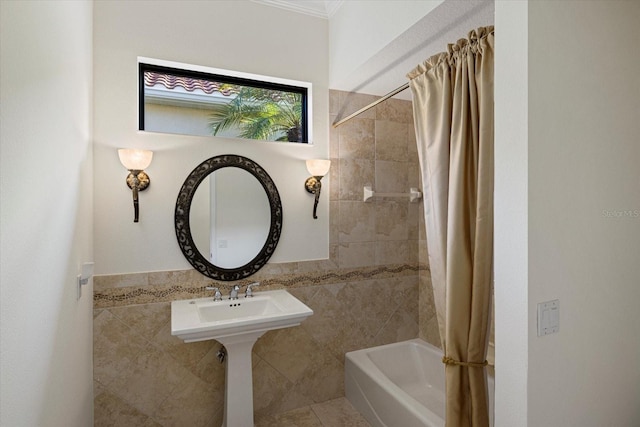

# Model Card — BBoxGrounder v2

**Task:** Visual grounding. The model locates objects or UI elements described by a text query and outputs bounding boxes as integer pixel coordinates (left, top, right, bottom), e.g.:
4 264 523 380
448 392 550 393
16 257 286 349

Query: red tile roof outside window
144 71 239 97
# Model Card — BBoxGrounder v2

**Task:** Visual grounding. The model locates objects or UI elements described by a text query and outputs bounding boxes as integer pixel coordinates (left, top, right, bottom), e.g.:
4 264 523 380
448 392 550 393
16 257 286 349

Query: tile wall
93 90 439 426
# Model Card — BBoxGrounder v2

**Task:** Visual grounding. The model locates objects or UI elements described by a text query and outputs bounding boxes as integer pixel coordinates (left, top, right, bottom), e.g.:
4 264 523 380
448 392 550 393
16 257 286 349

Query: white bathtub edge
345 339 445 427
346 338 494 427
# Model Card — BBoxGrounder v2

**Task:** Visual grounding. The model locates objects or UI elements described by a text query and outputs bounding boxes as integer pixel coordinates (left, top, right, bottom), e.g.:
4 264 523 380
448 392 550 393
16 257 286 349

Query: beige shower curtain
408 26 494 427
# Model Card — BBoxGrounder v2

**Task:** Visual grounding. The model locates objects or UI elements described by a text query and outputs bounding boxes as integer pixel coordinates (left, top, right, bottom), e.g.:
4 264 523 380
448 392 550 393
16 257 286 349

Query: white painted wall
494 1 529 425
527 1 640 425
93 1 329 275
0 1 94 426
495 1 640 426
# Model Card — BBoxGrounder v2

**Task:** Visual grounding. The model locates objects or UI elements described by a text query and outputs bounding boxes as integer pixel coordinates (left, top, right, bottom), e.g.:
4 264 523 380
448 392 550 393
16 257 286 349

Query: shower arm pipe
332 82 410 128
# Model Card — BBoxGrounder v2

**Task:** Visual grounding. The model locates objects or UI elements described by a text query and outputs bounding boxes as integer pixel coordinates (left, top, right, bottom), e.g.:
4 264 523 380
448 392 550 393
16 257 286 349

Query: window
139 60 311 143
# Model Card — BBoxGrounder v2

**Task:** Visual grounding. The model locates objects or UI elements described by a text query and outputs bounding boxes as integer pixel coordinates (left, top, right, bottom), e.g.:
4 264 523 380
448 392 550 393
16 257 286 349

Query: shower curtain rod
332 82 410 128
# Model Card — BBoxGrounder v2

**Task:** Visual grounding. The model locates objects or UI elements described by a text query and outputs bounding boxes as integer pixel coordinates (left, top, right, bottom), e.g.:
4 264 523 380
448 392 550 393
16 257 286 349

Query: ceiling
253 0 495 100
336 0 495 99
251 0 344 19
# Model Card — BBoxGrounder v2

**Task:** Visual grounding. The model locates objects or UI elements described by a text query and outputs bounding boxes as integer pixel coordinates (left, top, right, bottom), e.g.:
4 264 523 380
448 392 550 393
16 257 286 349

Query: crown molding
251 0 344 19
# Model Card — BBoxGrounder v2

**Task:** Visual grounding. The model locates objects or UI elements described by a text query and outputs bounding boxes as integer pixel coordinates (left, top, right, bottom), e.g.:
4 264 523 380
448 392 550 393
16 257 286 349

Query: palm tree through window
139 63 309 143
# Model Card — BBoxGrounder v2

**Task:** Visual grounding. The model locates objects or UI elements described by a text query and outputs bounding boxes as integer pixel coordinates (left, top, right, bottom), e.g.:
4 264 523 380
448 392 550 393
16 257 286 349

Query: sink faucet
245 282 260 298
229 285 241 300
206 286 222 301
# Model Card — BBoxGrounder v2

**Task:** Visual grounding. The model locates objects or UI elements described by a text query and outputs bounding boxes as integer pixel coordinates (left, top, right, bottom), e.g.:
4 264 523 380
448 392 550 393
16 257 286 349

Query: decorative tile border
93 263 427 309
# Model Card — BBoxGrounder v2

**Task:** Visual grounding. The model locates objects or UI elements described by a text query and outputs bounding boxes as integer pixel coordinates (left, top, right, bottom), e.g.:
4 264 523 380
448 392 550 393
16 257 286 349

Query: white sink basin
198 298 279 322
171 289 313 343
172 289 313 426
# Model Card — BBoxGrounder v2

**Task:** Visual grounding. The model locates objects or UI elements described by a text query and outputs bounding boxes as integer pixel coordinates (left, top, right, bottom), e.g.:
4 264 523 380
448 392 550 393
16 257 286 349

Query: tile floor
255 397 371 427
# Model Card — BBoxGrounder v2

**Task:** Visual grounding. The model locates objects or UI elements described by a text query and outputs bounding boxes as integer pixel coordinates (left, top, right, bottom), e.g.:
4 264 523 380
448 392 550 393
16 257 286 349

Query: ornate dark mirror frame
175 154 283 281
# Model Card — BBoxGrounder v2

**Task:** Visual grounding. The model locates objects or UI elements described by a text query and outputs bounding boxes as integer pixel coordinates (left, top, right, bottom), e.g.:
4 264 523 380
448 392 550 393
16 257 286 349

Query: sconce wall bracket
305 176 323 219
304 176 321 194
304 159 330 220
126 171 150 191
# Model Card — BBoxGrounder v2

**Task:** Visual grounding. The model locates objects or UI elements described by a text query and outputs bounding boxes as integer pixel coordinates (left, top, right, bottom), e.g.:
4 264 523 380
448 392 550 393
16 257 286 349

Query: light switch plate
77 262 95 300
537 299 559 336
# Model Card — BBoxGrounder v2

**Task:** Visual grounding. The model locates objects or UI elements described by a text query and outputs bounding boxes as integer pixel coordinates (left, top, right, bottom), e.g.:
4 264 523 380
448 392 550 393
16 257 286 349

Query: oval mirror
175 155 282 281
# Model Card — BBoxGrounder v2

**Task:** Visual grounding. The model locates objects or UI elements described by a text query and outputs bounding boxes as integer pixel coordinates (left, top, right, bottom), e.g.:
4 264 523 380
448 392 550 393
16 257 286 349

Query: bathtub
345 339 494 427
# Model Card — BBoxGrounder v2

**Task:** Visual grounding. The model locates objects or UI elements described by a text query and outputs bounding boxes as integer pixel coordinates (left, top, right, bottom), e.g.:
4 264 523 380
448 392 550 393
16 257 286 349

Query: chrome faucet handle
206 286 222 301
245 282 260 298
229 284 241 300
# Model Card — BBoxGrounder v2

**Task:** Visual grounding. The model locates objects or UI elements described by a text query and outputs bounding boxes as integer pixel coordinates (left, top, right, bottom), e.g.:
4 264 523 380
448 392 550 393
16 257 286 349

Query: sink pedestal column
218 331 266 427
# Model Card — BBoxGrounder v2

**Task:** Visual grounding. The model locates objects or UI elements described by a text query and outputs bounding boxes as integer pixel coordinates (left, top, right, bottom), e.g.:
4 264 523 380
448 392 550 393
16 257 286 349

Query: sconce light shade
118 149 153 171
306 159 331 177
304 159 331 220
118 148 153 223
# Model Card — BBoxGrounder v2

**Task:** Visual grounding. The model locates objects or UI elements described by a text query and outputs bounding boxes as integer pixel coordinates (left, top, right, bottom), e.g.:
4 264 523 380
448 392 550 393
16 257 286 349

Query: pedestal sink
171 289 313 427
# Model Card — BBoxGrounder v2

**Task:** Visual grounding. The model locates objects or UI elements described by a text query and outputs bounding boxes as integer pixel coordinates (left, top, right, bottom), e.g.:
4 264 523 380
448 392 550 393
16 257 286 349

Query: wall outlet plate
537 299 559 336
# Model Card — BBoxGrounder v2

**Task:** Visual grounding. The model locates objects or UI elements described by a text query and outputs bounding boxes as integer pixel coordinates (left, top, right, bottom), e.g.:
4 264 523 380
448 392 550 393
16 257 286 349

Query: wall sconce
304 159 331 219
118 148 153 223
